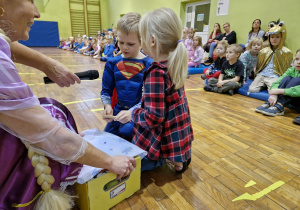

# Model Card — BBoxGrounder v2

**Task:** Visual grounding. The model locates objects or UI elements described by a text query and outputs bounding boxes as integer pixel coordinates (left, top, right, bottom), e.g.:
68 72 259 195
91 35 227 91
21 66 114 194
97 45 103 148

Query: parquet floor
17 48 300 209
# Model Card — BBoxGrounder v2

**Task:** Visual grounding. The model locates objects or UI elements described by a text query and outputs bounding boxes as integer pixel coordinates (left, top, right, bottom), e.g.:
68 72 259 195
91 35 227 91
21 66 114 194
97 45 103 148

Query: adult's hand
44 60 81 87
108 156 136 180
10 42 80 87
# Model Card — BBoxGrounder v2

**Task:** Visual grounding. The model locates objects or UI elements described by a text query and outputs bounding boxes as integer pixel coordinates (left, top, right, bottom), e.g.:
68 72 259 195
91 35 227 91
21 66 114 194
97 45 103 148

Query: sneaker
204 57 213 64
228 89 234 96
255 102 270 113
261 103 284 116
293 115 300 125
201 74 206 80
204 85 214 92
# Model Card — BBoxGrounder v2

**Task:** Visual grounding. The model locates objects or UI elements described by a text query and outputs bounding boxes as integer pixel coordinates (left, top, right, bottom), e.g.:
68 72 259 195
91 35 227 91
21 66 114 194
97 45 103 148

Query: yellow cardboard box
74 156 141 210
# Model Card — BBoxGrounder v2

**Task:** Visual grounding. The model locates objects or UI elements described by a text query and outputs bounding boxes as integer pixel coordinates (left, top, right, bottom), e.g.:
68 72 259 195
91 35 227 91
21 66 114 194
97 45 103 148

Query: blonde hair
228 44 243 58
187 28 195 39
24 146 75 210
0 29 11 44
216 40 229 53
139 7 188 90
117 12 141 40
193 36 202 48
246 37 263 51
223 22 230 27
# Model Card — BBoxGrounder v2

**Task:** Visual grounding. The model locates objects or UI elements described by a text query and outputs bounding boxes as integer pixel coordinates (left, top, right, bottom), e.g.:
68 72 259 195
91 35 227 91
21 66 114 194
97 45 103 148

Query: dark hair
296 49 300 54
212 23 222 34
248 19 261 39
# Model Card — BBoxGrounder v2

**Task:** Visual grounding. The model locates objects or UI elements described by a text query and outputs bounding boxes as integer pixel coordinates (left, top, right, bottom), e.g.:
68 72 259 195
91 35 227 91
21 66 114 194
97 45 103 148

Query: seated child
239 37 263 82
204 44 244 95
255 49 300 124
77 38 89 54
101 12 153 139
188 36 204 67
100 36 115 62
84 38 97 56
93 40 104 59
74 38 85 52
113 40 122 57
249 21 293 92
57 37 64 48
184 28 195 59
201 40 228 80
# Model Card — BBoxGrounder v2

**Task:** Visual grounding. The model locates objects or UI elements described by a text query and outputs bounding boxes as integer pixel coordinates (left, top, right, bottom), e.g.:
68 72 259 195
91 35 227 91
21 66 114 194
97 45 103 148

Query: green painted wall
35 0 72 39
35 0 300 54
104 0 186 29
208 0 300 54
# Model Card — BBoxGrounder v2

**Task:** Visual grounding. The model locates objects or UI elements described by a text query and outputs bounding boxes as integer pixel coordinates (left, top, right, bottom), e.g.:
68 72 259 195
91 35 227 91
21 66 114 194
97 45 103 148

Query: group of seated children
200 20 299 125
57 30 119 62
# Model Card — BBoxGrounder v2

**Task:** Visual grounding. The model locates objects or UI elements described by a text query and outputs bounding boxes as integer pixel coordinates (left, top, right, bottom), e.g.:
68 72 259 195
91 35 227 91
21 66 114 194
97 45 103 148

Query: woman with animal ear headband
0 1 136 209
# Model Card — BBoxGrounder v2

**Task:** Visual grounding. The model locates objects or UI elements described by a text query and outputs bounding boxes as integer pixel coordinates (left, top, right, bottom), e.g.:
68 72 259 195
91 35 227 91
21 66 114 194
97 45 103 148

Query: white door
185 1 211 44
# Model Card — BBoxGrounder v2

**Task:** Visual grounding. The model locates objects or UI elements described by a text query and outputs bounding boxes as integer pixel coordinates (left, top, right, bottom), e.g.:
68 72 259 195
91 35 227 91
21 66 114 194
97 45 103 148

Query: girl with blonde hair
132 7 193 173
188 35 204 67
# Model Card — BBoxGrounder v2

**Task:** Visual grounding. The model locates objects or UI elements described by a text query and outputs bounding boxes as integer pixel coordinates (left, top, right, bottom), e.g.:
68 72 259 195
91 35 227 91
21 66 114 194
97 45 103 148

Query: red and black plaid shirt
132 61 193 162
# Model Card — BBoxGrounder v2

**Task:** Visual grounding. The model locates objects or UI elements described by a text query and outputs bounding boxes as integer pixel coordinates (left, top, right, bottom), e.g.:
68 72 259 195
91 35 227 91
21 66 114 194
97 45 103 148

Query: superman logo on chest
116 61 145 80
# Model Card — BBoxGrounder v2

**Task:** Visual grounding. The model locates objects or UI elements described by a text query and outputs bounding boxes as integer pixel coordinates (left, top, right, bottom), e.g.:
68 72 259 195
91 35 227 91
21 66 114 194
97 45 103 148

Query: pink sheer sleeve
0 37 88 164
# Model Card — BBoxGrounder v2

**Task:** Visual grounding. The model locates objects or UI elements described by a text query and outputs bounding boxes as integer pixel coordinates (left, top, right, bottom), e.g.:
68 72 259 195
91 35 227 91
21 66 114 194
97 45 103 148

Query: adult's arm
10 42 80 87
0 106 135 179
225 31 236 44
214 33 224 41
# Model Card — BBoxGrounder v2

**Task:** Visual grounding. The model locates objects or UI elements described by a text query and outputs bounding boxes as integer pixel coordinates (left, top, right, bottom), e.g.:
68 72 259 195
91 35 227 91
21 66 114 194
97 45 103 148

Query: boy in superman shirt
101 12 153 139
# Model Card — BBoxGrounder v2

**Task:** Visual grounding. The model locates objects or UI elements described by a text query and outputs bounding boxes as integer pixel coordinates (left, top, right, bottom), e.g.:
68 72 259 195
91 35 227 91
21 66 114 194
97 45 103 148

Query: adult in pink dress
0 1 135 209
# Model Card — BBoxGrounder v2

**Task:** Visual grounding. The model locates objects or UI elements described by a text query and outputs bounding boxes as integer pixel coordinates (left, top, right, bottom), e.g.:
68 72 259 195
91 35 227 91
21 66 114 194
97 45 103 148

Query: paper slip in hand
102 115 116 119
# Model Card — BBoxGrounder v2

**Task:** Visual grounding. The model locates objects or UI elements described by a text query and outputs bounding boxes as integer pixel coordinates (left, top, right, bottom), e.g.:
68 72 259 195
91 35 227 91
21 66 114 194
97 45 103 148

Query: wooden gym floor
17 48 300 209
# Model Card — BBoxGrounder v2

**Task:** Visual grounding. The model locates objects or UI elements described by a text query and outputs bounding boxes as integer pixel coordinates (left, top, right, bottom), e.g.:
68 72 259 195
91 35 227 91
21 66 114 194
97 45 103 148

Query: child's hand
217 81 224 87
268 95 278 106
114 110 132 124
205 70 210 76
103 105 113 122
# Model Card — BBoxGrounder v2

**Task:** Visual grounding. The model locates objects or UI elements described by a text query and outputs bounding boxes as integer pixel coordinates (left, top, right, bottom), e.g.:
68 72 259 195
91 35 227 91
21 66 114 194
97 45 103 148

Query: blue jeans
277 76 300 107
208 42 217 58
141 157 166 172
104 104 134 139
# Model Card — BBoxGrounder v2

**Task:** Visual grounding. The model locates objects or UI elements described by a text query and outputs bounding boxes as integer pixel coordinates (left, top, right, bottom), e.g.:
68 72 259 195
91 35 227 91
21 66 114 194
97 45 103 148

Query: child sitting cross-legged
239 37 263 82
255 49 300 125
188 36 204 67
201 40 228 80
204 44 244 95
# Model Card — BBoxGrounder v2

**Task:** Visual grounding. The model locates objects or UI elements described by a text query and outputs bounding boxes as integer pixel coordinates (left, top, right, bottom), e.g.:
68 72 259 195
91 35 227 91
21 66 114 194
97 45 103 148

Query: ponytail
139 7 188 90
167 41 188 89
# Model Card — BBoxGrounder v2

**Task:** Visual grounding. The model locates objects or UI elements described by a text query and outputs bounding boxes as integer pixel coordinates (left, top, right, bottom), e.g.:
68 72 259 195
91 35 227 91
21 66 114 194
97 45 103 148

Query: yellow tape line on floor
63 98 101 105
232 181 285 202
